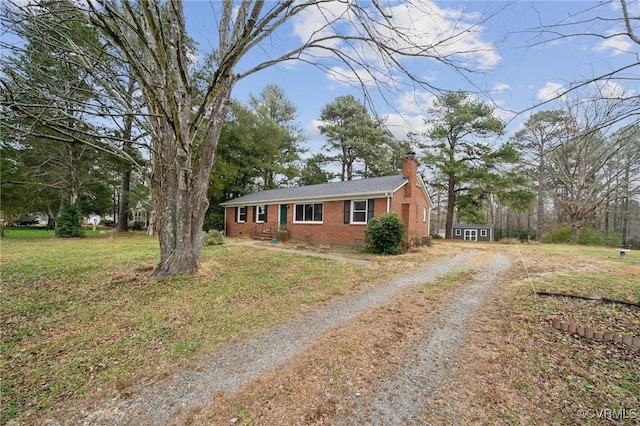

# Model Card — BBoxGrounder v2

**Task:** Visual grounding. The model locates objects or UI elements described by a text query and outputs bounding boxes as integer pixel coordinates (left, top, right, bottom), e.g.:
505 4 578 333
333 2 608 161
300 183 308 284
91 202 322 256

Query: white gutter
385 192 392 213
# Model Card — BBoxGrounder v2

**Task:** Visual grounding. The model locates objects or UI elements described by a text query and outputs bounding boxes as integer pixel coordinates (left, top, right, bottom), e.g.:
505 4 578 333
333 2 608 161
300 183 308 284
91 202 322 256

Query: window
256 205 267 223
423 207 427 223
480 229 487 237
237 206 247 222
351 200 367 224
294 203 323 223
455 228 461 236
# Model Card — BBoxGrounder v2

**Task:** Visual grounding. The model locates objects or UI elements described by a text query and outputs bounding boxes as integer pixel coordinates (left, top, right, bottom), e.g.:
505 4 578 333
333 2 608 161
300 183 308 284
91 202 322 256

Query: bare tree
2 0 504 276
512 110 577 240
546 97 640 242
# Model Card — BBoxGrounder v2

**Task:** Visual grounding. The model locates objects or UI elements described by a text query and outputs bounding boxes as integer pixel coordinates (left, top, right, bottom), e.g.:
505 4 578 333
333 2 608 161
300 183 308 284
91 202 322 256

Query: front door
464 229 477 241
279 204 288 229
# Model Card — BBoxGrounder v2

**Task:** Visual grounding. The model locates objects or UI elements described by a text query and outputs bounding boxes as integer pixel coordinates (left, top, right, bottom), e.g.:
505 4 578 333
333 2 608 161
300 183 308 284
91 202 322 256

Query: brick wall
225 199 389 245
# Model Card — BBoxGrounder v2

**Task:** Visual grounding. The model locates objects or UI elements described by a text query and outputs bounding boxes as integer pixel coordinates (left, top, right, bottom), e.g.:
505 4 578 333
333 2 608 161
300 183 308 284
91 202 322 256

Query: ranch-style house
221 153 432 245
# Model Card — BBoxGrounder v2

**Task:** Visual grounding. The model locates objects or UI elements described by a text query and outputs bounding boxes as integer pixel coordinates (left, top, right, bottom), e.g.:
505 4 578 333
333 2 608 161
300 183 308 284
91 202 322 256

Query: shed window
480 229 487 237
455 228 461 236
294 203 323 223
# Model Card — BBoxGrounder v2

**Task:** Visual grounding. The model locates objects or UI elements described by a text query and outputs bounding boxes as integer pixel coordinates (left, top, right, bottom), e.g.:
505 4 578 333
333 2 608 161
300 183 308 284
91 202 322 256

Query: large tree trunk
151 81 233 277
117 168 130 232
117 83 135 233
68 142 80 205
535 157 545 241
445 175 456 239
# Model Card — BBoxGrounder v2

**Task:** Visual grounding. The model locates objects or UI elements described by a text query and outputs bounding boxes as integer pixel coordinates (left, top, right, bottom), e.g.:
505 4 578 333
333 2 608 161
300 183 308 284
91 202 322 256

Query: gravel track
71 250 477 426
345 252 511 425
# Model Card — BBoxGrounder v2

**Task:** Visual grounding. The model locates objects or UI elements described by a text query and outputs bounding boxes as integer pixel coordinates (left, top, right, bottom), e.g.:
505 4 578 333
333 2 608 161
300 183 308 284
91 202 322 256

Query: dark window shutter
234 207 238 223
253 206 257 222
367 199 375 221
264 205 268 222
343 200 350 224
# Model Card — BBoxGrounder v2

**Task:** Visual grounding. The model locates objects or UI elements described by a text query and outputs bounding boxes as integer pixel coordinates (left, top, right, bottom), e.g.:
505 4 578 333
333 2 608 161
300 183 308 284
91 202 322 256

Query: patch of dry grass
0 232 452 424
426 244 640 426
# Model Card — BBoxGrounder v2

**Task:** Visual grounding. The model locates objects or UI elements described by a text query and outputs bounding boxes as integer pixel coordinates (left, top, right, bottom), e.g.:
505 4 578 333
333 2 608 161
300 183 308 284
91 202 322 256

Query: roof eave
221 189 400 207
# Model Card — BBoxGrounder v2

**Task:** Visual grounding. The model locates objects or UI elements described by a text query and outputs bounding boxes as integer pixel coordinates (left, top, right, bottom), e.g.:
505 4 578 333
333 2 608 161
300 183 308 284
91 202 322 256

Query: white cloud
325 65 394 88
375 1 501 69
383 113 429 140
305 119 323 139
590 80 636 99
594 31 635 56
291 0 501 74
491 99 517 122
537 82 565 102
291 1 350 52
491 83 510 93
396 90 436 115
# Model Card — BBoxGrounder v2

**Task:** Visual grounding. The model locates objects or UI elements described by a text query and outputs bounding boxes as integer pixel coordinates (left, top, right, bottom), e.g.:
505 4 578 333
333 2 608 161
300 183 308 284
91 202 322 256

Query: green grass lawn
0 229 376 424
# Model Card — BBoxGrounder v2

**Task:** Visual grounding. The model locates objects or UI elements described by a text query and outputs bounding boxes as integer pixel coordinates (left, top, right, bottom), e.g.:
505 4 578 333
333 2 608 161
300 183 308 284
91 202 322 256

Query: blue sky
183 0 639 155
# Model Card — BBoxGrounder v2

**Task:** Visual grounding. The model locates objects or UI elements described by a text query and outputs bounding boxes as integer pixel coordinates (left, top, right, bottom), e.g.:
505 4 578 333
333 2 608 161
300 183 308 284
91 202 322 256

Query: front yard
1 230 638 424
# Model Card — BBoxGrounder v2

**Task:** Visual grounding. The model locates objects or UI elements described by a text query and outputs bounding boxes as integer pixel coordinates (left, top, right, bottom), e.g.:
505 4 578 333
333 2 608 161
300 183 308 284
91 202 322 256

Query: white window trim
480 229 487 237
350 199 368 225
237 206 247 223
423 207 427 223
256 205 266 223
455 228 462 236
293 203 324 224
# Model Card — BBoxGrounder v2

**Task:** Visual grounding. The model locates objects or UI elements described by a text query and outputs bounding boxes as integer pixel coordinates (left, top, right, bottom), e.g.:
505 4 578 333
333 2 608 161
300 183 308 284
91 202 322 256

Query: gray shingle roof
453 223 494 229
221 175 408 206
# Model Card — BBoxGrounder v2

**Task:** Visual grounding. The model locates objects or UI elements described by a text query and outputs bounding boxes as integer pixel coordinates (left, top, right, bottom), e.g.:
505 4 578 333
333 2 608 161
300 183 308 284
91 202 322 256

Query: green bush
204 229 225 246
100 218 115 227
364 213 405 255
128 220 145 231
577 228 601 246
578 228 621 247
203 212 224 231
601 233 622 248
542 225 573 244
543 225 622 247
55 204 84 238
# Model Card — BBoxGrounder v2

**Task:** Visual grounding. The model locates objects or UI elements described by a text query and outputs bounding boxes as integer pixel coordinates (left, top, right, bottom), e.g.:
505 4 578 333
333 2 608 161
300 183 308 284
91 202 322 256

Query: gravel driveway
73 250 485 425
344 252 511 425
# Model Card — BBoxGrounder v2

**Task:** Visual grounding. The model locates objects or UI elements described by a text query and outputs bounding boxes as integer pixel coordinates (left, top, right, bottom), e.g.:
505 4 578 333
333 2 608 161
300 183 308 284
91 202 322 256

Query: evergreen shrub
55 204 84 238
364 213 405 255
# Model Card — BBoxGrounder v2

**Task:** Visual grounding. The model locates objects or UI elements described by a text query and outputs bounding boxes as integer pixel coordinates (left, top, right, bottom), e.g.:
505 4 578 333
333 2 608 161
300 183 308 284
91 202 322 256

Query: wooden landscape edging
551 317 640 348
537 291 640 308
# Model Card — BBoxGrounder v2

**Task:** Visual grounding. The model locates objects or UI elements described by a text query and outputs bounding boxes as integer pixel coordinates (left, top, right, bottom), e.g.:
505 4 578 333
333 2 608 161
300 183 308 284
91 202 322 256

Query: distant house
452 223 494 242
221 153 432 245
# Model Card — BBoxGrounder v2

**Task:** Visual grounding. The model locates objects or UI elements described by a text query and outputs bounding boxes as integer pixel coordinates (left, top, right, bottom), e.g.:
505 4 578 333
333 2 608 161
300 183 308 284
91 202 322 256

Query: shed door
464 229 477 241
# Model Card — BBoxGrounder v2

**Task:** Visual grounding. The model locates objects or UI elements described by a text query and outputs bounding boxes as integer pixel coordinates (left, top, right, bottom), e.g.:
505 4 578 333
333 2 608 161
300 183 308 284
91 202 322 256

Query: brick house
221 153 432 245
